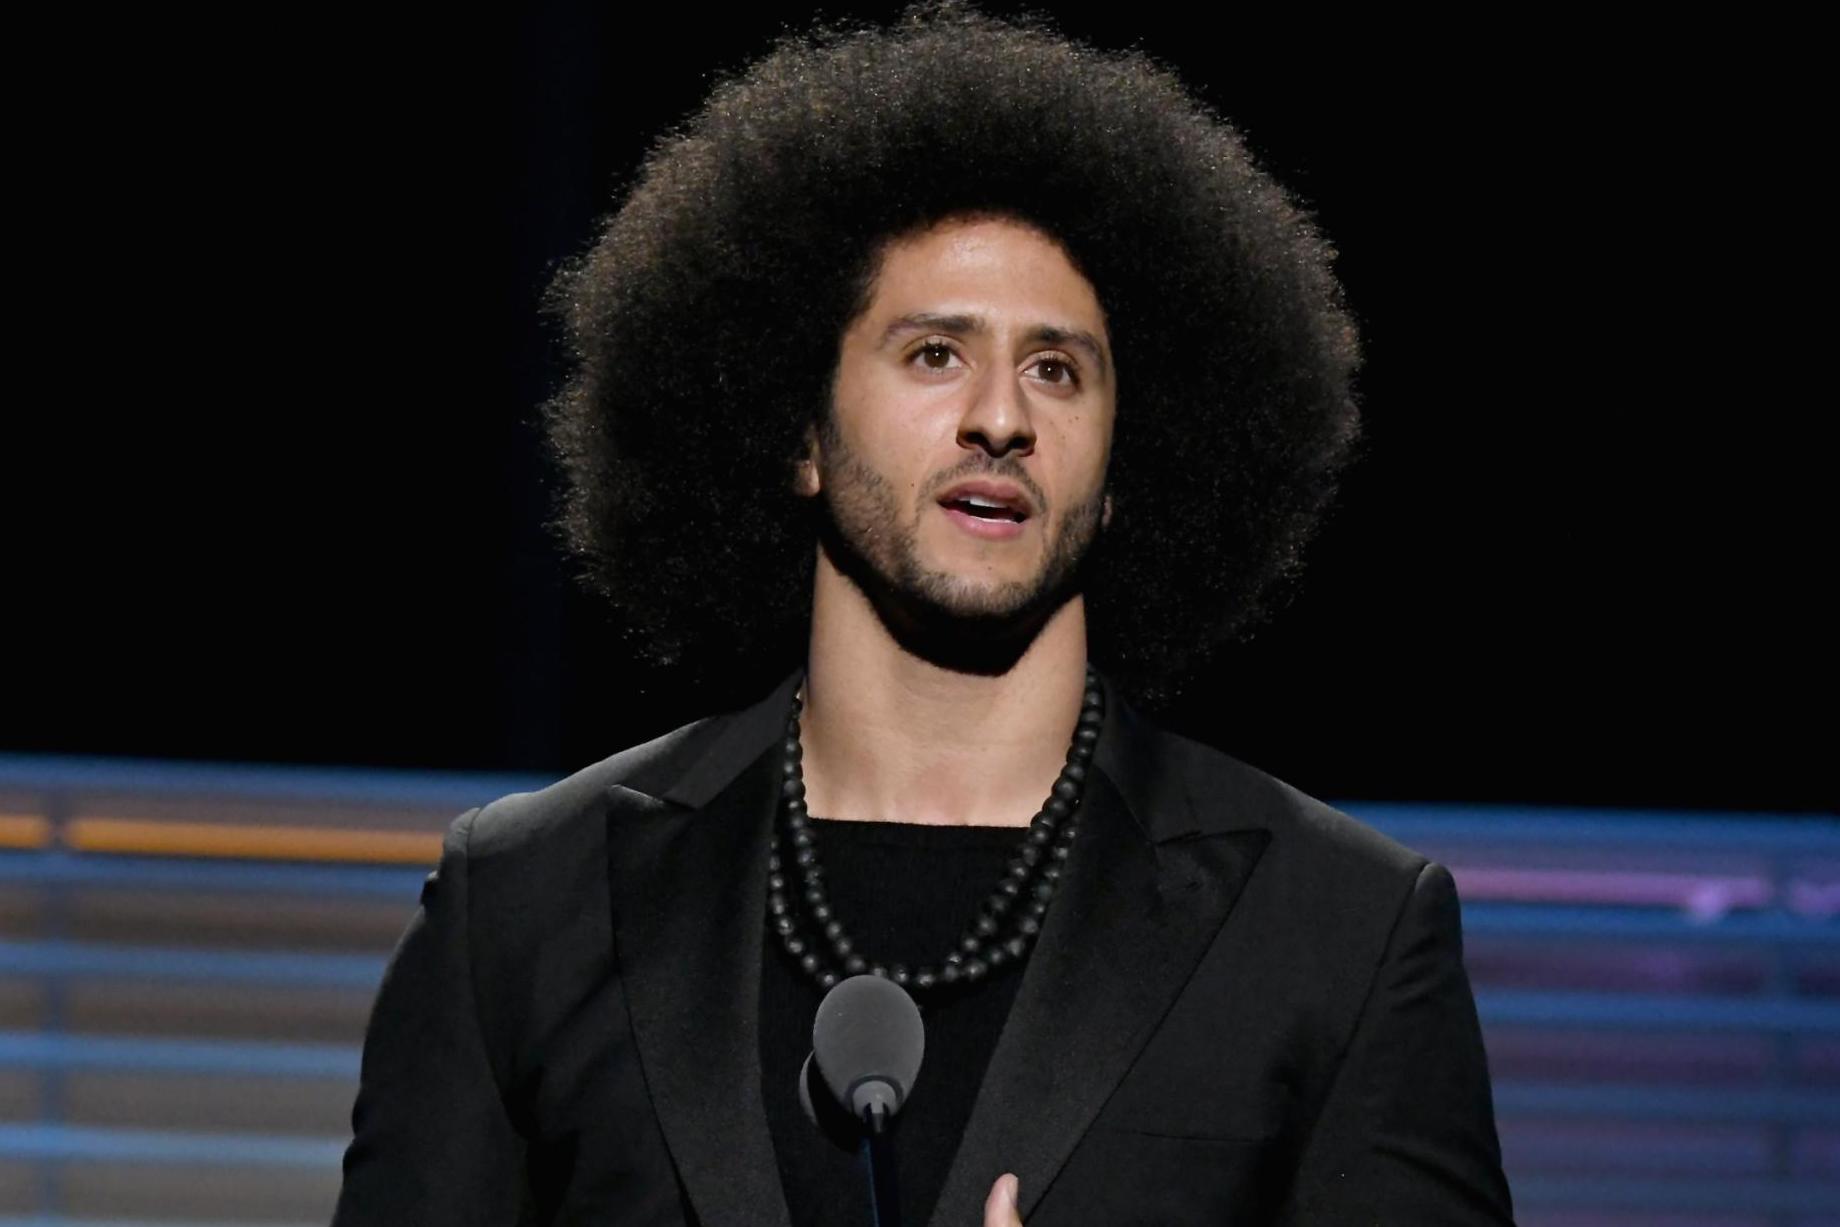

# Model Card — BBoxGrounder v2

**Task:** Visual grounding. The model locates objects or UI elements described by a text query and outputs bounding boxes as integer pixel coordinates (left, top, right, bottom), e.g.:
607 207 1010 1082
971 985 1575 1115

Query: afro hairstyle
543 1 1361 708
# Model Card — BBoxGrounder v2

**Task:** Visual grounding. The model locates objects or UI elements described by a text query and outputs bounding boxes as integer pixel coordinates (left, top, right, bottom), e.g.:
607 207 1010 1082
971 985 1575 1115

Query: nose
956 371 1036 459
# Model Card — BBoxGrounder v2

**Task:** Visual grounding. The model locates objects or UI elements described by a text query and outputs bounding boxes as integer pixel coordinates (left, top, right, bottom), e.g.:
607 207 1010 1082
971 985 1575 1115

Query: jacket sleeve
333 807 529 1226
1276 860 1515 1226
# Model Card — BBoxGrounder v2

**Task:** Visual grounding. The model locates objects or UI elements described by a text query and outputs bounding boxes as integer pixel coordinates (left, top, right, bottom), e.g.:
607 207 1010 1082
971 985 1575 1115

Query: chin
898 565 1058 623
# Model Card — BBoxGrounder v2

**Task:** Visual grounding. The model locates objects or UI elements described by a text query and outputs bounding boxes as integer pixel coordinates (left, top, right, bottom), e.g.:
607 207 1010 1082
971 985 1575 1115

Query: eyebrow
878 312 1110 382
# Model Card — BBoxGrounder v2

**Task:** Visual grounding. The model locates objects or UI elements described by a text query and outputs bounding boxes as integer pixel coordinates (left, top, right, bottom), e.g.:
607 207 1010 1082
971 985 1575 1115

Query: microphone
801 974 925 1227
809 973 926 1129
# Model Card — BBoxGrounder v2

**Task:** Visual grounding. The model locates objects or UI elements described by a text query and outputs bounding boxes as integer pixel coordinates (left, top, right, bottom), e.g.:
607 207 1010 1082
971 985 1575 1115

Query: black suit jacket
335 671 1514 1226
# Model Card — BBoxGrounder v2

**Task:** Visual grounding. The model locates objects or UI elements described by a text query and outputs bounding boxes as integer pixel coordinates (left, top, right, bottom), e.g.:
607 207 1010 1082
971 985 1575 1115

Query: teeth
963 496 1006 509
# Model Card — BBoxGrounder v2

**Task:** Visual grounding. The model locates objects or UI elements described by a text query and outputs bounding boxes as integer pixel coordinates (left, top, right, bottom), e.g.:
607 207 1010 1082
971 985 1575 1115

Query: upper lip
936 479 1034 519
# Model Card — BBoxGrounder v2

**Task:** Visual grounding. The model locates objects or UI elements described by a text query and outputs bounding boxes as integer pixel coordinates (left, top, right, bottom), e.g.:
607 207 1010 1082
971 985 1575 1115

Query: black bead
804 886 826 908
998 878 1021 897
891 964 910 986
781 778 805 800
959 933 981 955
974 913 998 937
914 968 937 990
767 853 782 873
817 970 840 990
1003 935 1029 959
1028 897 1050 918
963 957 988 981
790 828 813 850
794 847 817 868
1045 796 1071 818
844 954 867 975
1019 915 1041 936
1008 860 1030 880
1042 864 1061 883
799 952 821 975
940 963 961 984
783 736 801 759
1019 844 1041 867
773 914 795 936
1074 725 1099 745
768 872 786 892
1051 844 1071 862
1053 779 1079 801
832 935 853 958
1028 824 1052 846
811 902 833 924
823 919 845 941
786 935 807 956
986 944 1009 968
870 964 888 979
1033 880 1054 901
1062 761 1086 783
785 803 808 825
767 893 789 917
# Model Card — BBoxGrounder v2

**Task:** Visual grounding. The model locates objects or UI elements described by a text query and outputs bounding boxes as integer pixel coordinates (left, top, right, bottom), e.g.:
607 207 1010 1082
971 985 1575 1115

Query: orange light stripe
65 818 441 864
0 814 51 849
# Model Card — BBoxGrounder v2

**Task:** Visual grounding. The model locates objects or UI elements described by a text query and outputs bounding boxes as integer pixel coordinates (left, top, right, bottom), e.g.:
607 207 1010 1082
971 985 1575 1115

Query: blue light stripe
0 1123 343 1167
0 940 385 989
0 752 548 809
1494 1081 1840 1124
1511 1174 1840 1212
1461 904 1840 945
1478 989 1840 1032
1350 802 1840 851
0 850 427 898
0 1031 359 1079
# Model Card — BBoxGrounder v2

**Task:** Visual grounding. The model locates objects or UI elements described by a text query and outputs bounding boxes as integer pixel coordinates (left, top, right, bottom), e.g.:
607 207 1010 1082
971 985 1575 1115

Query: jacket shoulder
463 711 726 864
1162 723 1428 884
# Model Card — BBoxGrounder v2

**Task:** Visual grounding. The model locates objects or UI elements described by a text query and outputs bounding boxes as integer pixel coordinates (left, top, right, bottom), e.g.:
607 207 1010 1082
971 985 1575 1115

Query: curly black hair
543 1 1361 708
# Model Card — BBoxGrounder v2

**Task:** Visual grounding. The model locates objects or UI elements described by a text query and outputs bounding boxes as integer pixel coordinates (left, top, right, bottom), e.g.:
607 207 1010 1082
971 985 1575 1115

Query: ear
792 423 822 497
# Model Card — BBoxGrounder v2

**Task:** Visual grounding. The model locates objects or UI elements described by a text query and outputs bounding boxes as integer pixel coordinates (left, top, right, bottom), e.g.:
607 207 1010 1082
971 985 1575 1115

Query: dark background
10 5 1829 810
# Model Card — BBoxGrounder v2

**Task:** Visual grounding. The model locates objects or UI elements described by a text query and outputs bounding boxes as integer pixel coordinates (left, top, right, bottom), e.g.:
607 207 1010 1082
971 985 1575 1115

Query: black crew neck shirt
760 817 1029 1227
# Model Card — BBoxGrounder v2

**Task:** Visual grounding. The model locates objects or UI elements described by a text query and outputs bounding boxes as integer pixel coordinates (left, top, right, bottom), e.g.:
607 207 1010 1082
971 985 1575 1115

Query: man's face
804 215 1117 626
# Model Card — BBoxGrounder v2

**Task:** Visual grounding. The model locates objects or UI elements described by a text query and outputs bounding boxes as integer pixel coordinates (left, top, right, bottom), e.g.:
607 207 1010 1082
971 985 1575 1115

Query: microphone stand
859 1100 901 1227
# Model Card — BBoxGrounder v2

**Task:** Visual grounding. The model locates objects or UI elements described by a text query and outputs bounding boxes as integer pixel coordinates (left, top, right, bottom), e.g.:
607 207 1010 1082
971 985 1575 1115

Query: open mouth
940 495 1028 523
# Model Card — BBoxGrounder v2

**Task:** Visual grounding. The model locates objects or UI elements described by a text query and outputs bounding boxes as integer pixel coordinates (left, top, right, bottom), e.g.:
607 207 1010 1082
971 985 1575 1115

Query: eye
907 339 964 373
1028 354 1081 389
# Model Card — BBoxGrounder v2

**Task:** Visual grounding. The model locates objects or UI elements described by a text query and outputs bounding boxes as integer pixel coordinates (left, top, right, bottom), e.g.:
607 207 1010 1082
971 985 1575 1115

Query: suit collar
610 667 1271 1227
655 665 1255 843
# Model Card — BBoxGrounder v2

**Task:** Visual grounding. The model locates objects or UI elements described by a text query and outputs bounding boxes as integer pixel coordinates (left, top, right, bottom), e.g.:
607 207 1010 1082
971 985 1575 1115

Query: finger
983 1172 1022 1226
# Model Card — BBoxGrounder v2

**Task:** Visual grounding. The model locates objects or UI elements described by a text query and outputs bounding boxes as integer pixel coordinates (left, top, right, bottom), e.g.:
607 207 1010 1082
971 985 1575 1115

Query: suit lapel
925 686 1272 1227
605 676 799 1227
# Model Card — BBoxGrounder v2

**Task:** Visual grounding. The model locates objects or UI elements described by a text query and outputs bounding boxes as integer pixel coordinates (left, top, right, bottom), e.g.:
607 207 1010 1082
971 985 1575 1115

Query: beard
812 415 1106 668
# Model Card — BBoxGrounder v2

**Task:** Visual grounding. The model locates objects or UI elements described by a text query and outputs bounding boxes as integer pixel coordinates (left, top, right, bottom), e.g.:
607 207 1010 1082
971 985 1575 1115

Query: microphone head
810 974 926 1124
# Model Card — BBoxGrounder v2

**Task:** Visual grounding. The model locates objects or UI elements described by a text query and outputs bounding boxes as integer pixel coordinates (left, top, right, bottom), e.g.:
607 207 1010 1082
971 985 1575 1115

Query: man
336 5 1514 1225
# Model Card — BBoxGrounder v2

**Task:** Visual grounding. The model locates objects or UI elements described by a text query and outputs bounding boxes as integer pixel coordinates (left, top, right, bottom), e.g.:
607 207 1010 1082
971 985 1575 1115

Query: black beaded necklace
767 667 1104 1000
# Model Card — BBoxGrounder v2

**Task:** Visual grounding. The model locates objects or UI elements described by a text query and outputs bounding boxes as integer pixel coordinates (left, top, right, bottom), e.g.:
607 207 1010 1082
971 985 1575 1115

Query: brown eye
1032 356 1077 387
919 343 954 369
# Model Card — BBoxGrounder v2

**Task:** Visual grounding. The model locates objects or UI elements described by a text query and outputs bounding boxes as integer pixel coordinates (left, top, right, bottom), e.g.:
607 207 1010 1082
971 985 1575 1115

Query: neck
799 553 1089 827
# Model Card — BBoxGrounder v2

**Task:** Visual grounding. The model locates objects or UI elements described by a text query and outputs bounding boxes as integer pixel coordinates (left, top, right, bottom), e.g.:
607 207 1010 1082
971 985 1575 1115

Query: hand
983 1173 1022 1226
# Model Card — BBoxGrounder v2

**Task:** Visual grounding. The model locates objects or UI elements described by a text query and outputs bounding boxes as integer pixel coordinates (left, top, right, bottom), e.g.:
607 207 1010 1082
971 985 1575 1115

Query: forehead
864 215 1107 334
